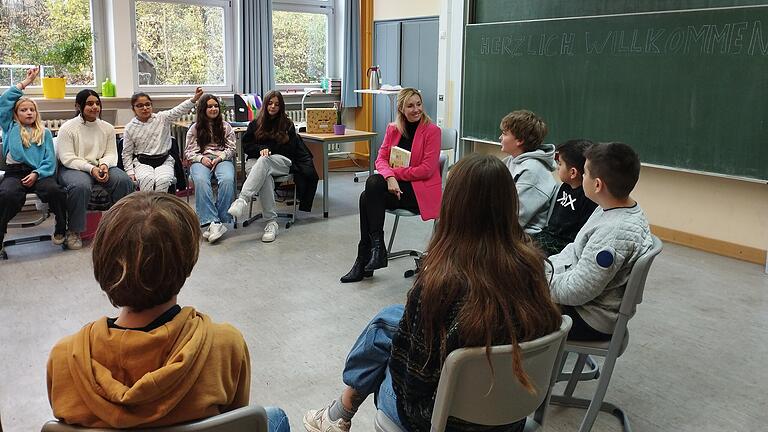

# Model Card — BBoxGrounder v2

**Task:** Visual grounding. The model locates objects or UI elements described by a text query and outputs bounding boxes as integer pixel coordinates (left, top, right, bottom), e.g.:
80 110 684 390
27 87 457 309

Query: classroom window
0 0 96 88
273 0 334 88
132 0 233 91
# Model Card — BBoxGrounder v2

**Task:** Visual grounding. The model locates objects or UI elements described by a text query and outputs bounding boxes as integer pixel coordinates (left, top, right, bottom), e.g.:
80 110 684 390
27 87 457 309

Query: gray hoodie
503 144 557 234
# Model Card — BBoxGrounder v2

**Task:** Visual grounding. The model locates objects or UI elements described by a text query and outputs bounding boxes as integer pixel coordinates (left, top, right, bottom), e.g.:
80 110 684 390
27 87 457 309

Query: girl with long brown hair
304 154 562 432
184 94 236 243
227 90 318 242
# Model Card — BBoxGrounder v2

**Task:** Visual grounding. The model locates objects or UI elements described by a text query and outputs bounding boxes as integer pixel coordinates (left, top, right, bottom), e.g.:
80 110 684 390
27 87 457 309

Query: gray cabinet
372 17 439 149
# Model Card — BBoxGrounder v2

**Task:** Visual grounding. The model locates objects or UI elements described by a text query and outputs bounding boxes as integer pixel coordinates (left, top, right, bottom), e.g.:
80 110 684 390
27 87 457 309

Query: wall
373 0 441 20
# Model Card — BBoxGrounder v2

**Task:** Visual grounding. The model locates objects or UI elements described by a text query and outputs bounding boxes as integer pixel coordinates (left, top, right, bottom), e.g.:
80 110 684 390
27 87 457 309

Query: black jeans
0 164 67 241
560 305 612 341
358 174 419 243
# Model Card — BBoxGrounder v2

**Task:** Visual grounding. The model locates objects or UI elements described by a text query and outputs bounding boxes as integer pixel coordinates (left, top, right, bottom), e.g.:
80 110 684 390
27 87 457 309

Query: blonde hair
13 97 44 148
395 87 432 137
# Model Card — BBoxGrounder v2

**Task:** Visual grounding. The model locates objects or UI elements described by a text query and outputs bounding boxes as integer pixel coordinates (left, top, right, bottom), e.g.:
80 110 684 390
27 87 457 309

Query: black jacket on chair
242 122 319 212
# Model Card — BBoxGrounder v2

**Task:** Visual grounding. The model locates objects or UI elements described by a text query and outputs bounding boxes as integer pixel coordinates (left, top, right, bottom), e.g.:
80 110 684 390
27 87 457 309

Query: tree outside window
0 0 94 86
273 10 327 85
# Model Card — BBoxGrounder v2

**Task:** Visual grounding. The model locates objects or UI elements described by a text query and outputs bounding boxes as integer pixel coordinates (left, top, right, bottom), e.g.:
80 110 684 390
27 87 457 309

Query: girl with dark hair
227 90 318 242
183 93 236 243
57 89 134 249
304 154 563 432
122 87 203 192
340 88 442 282
0 67 67 254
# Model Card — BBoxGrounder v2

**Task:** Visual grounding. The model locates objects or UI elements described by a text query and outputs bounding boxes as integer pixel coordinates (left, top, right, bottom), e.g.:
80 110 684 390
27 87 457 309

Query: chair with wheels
374 315 573 432
40 405 268 432
239 173 298 229
550 235 663 432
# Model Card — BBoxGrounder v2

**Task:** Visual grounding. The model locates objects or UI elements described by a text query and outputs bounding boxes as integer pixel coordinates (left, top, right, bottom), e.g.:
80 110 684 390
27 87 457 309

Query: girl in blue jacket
0 67 67 251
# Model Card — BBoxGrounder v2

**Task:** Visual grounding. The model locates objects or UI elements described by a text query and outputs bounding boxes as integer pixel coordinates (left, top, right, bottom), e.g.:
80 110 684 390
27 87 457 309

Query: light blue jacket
0 86 56 178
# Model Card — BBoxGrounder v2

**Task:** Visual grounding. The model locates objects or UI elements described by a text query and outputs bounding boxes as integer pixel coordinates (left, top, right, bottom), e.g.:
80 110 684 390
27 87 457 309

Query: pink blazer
375 122 442 221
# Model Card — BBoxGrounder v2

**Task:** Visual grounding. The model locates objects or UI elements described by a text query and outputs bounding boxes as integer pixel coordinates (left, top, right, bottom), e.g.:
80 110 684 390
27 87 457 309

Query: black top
397 120 420 152
242 122 303 163
107 305 182 332
543 183 598 242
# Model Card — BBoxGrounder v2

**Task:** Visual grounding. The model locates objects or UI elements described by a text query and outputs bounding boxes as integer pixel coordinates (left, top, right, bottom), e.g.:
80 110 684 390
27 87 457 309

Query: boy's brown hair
500 110 548 152
585 142 641 200
92 192 201 311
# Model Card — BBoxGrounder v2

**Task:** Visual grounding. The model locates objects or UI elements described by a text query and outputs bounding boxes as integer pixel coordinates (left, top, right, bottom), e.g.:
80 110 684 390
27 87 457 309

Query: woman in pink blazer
341 88 442 283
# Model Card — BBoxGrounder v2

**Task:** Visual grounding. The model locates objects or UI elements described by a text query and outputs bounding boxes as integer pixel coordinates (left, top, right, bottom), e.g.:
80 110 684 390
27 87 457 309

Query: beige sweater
56 117 118 172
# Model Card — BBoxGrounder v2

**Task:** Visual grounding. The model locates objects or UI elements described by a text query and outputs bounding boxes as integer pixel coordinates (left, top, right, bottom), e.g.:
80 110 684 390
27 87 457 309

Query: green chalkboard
462 6 768 180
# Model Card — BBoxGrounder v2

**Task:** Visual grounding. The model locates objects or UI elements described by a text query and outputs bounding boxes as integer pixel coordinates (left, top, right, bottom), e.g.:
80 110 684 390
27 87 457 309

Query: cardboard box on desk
306 108 336 134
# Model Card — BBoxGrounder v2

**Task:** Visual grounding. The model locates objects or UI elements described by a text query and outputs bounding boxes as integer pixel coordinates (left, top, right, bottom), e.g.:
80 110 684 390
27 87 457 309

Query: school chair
237 173 298 229
385 128 456 276
40 405 268 432
374 315 573 432
550 235 663 432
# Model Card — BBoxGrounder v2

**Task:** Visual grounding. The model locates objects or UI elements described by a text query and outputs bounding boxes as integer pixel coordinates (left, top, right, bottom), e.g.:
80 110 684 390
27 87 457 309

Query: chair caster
404 269 415 278
354 177 359 182
1 250 7 260
285 221 293 229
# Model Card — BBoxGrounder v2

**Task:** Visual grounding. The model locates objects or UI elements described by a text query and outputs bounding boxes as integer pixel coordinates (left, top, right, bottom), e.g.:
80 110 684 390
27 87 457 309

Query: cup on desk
333 124 346 135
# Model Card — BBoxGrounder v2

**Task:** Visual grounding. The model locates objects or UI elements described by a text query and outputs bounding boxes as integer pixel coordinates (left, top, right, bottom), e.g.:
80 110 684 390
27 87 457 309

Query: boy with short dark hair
548 142 653 341
499 110 557 234
532 139 598 256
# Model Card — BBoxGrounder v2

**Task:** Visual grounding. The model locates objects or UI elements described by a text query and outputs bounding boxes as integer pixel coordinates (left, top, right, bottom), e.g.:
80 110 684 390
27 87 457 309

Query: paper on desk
380 84 403 91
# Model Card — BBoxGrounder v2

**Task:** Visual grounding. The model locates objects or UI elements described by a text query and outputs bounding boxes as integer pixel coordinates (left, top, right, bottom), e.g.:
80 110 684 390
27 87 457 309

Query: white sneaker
262 220 279 242
202 227 211 241
303 407 350 432
227 197 249 221
207 222 227 243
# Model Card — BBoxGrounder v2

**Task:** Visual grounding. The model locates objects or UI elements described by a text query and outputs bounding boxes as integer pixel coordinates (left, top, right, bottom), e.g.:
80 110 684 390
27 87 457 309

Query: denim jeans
265 406 290 432
342 304 405 429
189 160 235 225
58 166 135 232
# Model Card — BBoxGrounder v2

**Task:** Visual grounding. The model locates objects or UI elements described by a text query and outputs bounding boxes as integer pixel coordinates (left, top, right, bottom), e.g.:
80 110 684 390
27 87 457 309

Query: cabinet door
372 21 401 149
400 19 439 121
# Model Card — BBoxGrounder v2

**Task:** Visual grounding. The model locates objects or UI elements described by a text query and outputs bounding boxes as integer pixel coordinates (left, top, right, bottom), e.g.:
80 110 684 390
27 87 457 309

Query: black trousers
0 165 67 241
358 174 419 244
561 305 612 341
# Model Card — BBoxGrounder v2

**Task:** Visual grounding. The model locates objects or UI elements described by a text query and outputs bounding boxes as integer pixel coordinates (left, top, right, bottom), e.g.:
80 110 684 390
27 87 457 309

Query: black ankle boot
364 231 388 272
340 242 374 283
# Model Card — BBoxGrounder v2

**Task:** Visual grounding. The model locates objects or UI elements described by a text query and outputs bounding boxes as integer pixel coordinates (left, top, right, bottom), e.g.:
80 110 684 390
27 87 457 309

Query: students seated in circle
56 89 135 250
304 154 562 432
340 87 442 283
227 90 318 242
0 67 68 252
122 87 203 192
183 94 236 243
47 192 290 431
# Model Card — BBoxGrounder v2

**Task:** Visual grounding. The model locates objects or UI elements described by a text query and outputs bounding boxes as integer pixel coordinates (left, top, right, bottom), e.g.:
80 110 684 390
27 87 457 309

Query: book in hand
389 146 411 168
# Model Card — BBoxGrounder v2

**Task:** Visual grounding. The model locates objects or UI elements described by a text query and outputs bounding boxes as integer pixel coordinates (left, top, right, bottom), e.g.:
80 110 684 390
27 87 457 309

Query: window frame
272 0 336 91
129 0 235 94
0 0 106 95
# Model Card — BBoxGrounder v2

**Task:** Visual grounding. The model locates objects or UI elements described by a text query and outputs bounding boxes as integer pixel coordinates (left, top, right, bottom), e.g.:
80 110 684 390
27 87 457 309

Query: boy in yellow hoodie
46 192 288 431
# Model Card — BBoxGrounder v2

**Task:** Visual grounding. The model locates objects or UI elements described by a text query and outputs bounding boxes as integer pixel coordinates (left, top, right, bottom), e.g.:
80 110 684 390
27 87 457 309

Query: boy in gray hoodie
499 110 557 234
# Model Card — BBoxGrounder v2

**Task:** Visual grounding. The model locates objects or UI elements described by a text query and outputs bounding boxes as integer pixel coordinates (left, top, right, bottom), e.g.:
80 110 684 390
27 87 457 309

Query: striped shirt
122 99 195 175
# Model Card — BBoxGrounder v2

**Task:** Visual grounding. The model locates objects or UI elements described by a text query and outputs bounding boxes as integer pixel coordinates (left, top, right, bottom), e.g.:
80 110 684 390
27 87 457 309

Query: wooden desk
299 129 377 218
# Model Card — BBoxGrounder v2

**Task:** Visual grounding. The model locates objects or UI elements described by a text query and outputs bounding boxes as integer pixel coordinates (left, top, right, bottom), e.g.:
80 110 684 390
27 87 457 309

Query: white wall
373 0 441 21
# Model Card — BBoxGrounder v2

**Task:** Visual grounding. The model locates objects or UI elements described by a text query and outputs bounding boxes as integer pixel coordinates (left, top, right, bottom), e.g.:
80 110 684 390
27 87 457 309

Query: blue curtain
341 0 361 108
239 0 275 96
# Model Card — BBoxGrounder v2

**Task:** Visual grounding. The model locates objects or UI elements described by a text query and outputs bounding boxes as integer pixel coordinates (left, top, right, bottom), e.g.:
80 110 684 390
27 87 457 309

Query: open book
389 146 411 168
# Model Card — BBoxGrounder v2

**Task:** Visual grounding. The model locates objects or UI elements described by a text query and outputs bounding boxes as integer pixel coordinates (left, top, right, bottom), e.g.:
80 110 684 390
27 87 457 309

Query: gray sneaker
262 220 279 242
65 231 82 250
227 197 249 221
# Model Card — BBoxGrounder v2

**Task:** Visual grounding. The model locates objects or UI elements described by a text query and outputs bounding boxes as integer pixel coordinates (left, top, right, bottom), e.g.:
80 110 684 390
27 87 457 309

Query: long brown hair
414 154 561 391
254 90 293 145
195 94 226 153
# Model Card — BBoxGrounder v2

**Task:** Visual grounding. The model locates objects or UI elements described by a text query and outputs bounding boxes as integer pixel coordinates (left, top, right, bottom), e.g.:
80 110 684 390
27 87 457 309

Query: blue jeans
265 406 290 432
342 304 405 429
190 161 235 225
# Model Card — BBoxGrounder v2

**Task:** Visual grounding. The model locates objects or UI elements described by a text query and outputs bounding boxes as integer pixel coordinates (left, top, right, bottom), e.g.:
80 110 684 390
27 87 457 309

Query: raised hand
192 87 204 103
19 67 40 90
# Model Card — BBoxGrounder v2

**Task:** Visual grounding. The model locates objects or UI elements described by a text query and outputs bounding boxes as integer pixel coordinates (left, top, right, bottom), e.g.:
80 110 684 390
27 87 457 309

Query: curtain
341 0 361 108
239 0 275 96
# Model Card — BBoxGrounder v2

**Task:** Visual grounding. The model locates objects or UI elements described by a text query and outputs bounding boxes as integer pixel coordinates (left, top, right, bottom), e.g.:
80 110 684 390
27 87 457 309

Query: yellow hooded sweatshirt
47 307 250 428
